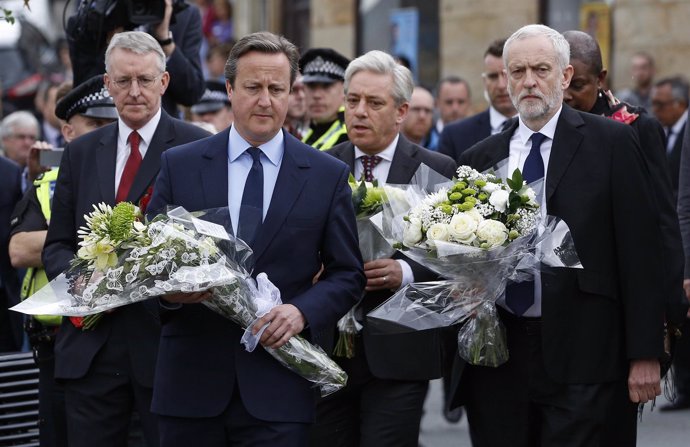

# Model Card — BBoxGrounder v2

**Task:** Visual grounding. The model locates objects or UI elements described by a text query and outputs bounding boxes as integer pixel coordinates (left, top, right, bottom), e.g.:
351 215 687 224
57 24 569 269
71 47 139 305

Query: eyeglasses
651 99 676 109
409 106 433 115
10 133 37 142
111 74 162 90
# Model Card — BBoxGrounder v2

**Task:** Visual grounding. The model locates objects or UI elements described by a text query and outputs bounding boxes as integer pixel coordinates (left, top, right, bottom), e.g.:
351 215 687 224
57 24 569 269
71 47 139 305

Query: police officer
8 75 117 447
300 48 350 150
190 80 233 133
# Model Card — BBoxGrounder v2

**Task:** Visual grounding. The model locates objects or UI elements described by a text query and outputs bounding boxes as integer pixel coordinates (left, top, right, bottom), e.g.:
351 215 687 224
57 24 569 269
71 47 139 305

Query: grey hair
504 24 571 71
344 50 413 106
0 111 39 140
105 31 166 74
655 76 690 106
224 31 299 87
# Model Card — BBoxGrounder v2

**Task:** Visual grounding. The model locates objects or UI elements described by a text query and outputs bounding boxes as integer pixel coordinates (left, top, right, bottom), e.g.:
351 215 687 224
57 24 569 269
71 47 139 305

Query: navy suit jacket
438 109 491 163
42 111 210 384
327 136 456 380
146 128 365 422
667 122 685 197
0 158 23 349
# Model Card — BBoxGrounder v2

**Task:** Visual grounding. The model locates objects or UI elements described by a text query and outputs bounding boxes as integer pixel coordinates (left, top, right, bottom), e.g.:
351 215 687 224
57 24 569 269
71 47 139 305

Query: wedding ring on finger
382 276 387 284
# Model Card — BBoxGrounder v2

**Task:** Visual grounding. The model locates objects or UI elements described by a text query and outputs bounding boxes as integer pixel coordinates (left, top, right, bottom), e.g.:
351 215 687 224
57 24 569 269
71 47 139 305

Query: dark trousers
462 309 618 447
309 336 429 447
62 332 158 447
34 339 68 447
158 380 309 447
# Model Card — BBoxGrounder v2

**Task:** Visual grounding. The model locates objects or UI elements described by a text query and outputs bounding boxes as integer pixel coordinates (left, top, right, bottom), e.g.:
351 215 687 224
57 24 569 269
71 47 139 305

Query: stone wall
310 0 356 59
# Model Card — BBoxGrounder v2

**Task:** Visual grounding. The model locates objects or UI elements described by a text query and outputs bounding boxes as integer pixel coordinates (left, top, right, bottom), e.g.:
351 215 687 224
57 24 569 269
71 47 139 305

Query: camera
67 0 189 51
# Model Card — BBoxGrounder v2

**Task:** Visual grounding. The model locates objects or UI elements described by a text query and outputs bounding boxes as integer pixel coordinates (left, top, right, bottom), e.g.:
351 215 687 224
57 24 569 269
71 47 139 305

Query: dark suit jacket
327 135 457 380
0 158 23 349
667 122 685 197
146 129 365 422
438 109 491 163
42 111 210 385
452 105 665 396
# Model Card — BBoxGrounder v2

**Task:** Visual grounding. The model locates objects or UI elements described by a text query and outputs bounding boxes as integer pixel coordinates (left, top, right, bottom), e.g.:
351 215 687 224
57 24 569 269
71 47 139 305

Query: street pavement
420 379 690 446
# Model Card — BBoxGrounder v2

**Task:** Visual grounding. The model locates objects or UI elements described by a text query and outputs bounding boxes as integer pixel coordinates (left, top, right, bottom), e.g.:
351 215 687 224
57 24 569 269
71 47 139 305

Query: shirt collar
354 134 399 162
516 105 562 146
228 125 284 166
489 106 513 132
118 108 161 147
671 110 688 135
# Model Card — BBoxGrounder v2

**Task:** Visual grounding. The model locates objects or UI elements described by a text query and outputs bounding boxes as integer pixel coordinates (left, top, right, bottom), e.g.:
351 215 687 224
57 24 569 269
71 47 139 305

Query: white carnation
476 220 508 248
448 213 478 241
489 189 510 213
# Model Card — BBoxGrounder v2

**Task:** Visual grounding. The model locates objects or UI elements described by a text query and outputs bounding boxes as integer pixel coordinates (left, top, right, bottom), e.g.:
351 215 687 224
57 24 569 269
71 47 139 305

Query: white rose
448 213 478 241
465 208 484 224
426 223 450 246
489 189 510 213
482 182 500 193
476 219 508 248
521 187 538 206
403 218 423 246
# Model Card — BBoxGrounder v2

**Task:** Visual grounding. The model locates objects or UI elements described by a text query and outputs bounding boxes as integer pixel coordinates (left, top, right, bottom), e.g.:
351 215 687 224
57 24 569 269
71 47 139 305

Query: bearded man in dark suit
43 31 210 447
448 24 665 447
309 50 456 447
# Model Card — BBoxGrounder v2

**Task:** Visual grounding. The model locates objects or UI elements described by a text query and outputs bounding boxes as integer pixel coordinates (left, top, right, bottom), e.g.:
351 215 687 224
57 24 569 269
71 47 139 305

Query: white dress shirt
667 110 688 154
226 126 284 236
498 106 562 317
488 106 512 135
114 108 160 192
354 134 414 289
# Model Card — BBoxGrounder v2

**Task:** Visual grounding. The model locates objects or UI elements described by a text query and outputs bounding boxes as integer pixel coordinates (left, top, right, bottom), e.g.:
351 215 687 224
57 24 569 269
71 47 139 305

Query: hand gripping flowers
13 203 347 396
368 164 581 366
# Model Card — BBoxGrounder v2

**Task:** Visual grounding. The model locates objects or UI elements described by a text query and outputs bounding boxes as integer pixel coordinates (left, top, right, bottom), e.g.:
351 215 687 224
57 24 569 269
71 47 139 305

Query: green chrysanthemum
108 202 138 242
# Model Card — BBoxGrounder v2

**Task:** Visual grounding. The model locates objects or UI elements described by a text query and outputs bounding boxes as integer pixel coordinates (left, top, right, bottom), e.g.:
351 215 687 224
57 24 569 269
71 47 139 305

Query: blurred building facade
233 0 690 113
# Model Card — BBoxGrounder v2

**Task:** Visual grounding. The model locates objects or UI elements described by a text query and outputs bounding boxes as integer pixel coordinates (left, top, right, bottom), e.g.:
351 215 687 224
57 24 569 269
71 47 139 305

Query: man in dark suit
439 38 517 163
309 50 456 447
651 76 688 197
145 32 365 446
0 157 22 352
449 24 665 447
42 31 210 447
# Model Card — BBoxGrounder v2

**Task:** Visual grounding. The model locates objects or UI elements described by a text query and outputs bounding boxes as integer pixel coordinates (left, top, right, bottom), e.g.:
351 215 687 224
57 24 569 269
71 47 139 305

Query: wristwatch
155 31 173 47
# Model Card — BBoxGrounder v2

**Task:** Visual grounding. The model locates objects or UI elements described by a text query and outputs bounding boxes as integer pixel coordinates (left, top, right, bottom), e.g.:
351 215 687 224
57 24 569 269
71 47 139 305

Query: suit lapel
332 143 355 173
201 129 231 210
251 132 310 262
545 106 584 202
96 124 118 204
126 112 176 203
387 136 421 184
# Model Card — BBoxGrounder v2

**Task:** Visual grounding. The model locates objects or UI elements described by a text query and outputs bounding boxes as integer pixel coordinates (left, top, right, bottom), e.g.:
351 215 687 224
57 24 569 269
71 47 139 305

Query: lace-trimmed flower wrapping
367 163 582 367
12 205 348 396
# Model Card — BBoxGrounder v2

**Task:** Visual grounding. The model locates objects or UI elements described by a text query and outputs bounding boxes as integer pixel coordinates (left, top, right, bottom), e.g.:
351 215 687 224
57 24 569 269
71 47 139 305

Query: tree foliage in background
2 1 32 24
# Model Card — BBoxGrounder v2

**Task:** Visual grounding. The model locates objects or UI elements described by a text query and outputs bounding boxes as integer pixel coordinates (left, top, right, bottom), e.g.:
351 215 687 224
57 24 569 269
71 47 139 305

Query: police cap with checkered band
55 75 118 122
299 48 350 84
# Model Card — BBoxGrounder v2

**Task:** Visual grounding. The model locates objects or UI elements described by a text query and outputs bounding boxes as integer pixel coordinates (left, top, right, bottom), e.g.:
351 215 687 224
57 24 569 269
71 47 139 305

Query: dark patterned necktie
505 132 546 316
361 155 382 182
237 147 263 246
116 131 141 203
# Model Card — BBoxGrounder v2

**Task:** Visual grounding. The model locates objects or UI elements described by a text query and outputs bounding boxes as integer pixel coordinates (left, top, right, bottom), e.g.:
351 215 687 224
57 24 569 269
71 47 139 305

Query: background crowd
0 1 689 447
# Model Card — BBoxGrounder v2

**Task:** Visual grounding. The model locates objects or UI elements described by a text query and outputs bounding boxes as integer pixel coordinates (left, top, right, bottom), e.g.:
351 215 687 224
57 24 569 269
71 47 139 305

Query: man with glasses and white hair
448 24 665 446
0 111 40 190
42 31 209 447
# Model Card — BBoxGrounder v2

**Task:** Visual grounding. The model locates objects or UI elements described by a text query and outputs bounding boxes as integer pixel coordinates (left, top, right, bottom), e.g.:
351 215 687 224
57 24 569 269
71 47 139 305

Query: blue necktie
505 132 546 316
237 147 263 246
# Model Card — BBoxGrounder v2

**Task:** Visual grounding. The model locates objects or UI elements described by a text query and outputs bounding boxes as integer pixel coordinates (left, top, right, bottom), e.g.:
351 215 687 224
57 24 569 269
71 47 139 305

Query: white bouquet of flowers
13 203 347 396
367 163 581 366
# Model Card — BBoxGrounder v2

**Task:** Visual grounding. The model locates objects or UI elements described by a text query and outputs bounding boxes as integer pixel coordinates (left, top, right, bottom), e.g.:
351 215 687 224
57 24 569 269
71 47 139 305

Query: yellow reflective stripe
304 119 346 150
34 168 58 221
